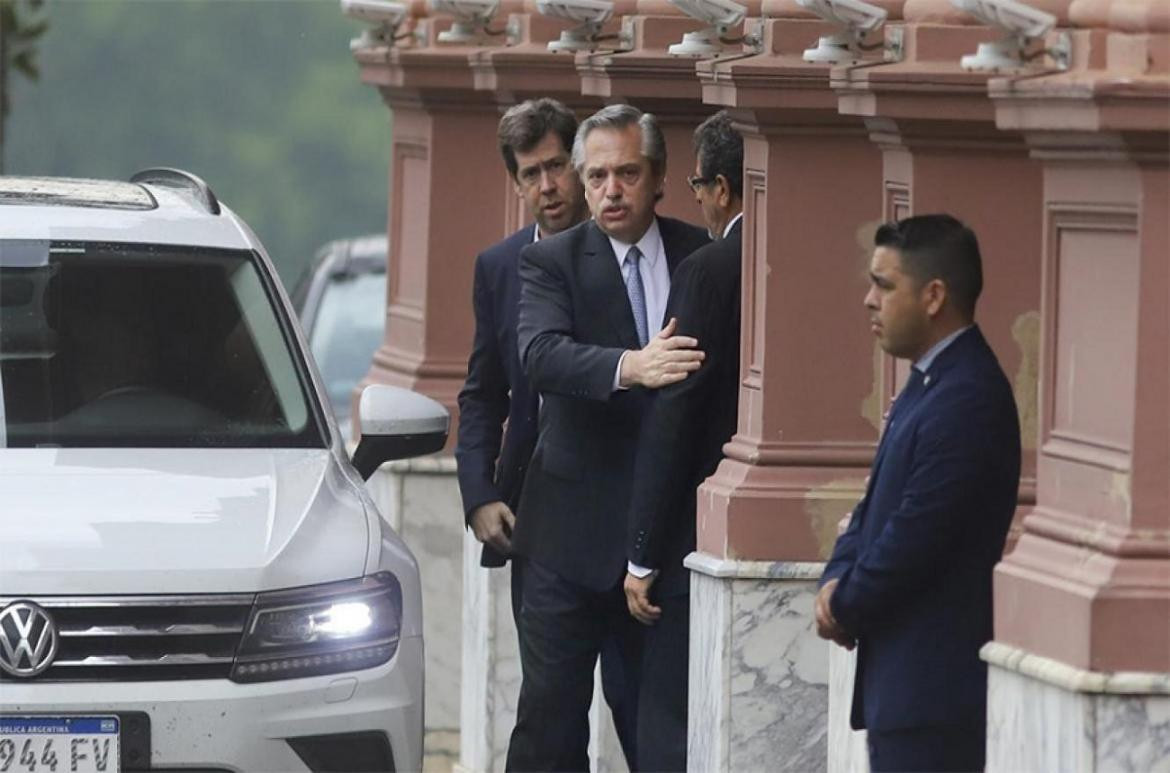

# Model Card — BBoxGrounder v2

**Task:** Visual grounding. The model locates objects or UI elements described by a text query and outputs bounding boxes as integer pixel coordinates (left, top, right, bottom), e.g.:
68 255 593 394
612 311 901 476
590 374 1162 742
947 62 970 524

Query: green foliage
7 0 392 283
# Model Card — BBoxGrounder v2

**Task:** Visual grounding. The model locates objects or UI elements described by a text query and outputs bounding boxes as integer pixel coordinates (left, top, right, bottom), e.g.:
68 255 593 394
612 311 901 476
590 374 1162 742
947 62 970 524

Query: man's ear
924 278 947 317
714 174 732 208
511 177 524 198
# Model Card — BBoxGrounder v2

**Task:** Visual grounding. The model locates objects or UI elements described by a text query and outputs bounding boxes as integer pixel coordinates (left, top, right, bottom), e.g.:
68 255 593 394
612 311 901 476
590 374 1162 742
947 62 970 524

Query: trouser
505 559 643 772
635 592 689 773
867 722 986 773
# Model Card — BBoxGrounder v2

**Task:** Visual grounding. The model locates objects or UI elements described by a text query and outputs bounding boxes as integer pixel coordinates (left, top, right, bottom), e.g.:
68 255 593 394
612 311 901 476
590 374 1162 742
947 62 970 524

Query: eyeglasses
686 175 713 192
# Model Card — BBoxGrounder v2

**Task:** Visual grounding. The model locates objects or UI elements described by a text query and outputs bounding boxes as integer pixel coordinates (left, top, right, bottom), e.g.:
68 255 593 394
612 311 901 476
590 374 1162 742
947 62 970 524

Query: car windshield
309 271 386 429
0 240 326 448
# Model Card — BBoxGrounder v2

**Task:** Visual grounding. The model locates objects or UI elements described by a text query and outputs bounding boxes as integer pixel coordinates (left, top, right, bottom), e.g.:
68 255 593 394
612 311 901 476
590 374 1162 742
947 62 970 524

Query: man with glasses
622 110 744 771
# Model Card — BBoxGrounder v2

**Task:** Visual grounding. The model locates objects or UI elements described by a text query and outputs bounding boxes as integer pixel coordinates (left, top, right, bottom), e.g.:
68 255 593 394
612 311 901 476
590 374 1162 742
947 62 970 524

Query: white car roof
0 175 258 251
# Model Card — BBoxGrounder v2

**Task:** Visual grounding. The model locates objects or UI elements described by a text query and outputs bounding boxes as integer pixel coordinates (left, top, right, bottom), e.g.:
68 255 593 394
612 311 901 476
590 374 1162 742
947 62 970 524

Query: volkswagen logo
0 601 58 677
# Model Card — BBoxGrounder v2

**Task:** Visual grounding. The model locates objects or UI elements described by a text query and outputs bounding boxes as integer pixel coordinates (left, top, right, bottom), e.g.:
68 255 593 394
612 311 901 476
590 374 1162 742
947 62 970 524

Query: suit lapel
584 222 642 350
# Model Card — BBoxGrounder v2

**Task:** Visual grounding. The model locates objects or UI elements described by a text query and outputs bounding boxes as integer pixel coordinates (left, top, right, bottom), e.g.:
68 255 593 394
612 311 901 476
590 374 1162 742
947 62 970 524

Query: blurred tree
0 0 48 173
7 0 391 283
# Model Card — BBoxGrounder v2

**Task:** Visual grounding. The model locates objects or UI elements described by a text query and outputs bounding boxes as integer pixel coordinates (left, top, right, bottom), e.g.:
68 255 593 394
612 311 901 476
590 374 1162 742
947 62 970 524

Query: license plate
0 717 119 773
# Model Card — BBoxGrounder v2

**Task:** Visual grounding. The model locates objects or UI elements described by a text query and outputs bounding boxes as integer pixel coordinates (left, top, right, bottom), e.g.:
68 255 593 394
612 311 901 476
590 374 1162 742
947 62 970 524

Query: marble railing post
689 10 886 770
982 2 1170 768
353 23 517 769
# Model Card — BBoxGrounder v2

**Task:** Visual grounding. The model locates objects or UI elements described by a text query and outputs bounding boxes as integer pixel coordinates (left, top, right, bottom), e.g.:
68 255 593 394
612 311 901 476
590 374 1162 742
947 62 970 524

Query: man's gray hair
571 104 667 177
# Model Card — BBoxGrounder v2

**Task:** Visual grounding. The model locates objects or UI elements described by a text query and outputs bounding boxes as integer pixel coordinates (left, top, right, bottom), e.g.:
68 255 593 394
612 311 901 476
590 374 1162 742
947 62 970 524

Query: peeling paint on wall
1110 471 1133 521
1012 310 1041 452
861 342 884 433
805 478 867 559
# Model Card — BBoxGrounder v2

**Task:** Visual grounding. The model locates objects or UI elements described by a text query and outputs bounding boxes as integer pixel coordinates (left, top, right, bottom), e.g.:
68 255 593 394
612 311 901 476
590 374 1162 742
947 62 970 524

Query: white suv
0 171 442 772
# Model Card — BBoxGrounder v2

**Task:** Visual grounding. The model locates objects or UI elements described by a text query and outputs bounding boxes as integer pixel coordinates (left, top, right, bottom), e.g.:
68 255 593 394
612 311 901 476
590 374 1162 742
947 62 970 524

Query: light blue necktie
624 246 649 348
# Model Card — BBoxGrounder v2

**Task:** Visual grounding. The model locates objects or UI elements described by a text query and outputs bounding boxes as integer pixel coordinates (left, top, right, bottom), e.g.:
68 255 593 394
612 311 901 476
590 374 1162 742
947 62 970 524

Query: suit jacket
455 226 539 568
822 326 1021 733
515 216 710 591
626 219 742 597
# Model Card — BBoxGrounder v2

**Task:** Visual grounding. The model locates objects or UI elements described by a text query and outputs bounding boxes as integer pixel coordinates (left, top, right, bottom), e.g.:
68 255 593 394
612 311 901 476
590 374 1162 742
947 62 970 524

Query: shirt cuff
627 561 655 578
613 350 631 392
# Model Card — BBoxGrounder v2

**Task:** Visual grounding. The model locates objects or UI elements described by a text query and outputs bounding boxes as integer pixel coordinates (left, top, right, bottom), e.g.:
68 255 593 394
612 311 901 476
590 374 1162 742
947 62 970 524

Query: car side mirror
350 384 449 480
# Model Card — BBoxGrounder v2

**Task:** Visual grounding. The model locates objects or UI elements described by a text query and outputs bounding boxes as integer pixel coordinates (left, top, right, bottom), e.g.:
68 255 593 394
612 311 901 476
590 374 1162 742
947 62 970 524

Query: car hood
0 448 370 595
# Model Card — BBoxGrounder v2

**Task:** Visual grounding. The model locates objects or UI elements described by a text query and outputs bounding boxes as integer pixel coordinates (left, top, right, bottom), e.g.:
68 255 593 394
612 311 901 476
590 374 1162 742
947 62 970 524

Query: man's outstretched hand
619 317 704 389
470 500 516 554
815 579 856 650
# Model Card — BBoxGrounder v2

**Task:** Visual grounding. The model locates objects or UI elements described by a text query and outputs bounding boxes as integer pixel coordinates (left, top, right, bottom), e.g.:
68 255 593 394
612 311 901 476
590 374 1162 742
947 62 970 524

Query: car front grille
0 594 254 682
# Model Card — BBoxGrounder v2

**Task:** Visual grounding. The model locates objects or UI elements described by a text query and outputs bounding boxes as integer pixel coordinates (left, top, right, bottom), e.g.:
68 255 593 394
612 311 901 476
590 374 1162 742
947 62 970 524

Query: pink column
687 10 884 770
354 32 511 432
981 2 1169 767
833 0 1051 541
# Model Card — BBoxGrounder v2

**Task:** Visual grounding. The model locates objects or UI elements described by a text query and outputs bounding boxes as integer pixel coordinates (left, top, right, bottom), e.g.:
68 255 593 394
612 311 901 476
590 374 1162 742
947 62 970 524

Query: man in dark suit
508 104 710 771
455 98 587 584
816 214 1021 773
621 110 744 772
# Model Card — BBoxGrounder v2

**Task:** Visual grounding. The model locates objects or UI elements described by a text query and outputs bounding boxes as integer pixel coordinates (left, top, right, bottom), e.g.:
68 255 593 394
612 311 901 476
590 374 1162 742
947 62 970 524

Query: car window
0 240 327 448
308 271 386 429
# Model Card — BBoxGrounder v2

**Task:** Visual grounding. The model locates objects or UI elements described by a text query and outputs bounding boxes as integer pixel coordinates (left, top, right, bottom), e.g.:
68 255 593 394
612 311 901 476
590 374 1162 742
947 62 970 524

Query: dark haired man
509 104 710 771
456 97 587 588
621 110 744 772
816 214 1021 772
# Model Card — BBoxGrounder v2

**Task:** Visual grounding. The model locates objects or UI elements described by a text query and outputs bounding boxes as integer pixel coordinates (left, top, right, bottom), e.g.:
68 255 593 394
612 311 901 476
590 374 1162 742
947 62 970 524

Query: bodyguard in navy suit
817 215 1021 773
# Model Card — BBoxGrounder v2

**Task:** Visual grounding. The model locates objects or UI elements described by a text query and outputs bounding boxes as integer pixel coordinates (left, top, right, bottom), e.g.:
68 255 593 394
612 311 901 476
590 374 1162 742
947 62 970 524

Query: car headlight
231 572 402 683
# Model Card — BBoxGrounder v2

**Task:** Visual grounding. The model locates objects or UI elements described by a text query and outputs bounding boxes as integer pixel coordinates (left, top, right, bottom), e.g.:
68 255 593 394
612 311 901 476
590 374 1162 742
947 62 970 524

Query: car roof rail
129 167 221 215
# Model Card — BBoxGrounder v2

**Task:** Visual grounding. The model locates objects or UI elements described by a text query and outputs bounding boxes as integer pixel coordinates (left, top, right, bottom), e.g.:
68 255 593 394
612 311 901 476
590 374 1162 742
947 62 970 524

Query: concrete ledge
684 551 825 580
385 454 458 475
982 641 1170 695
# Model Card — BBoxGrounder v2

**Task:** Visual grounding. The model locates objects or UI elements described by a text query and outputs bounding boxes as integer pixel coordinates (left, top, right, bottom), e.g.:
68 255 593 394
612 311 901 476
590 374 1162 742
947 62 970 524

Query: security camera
536 0 615 52
795 0 887 63
950 0 1065 71
428 0 501 43
666 0 747 57
340 0 410 50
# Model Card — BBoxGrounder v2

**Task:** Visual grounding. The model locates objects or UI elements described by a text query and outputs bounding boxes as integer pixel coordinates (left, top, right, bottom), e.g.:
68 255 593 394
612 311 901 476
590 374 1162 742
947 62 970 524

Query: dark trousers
506 559 643 772
636 592 689 773
867 723 986 773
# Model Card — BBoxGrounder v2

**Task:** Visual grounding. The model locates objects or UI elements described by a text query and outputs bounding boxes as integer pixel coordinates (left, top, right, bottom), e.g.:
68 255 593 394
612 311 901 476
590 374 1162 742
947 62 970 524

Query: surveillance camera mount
427 0 506 43
665 0 748 57
340 0 412 50
951 0 1069 71
536 0 617 52
795 0 894 64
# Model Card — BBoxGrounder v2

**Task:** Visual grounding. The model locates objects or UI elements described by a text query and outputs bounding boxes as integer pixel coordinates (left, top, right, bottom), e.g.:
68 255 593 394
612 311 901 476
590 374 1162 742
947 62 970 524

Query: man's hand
469 501 516 554
815 579 856 650
619 317 705 389
624 571 662 626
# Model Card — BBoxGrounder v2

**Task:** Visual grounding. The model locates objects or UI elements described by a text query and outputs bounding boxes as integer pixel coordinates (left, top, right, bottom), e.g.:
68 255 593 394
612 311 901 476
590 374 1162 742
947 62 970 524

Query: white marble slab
828 644 869 773
986 644 1170 773
689 559 829 772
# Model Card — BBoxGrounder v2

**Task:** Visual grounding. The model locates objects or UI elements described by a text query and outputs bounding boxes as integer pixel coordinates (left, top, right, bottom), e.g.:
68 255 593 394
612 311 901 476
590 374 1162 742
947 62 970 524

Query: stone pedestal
366 456 465 769
984 643 1170 773
827 646 869 773
457 530 521 773
686 554 829 772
